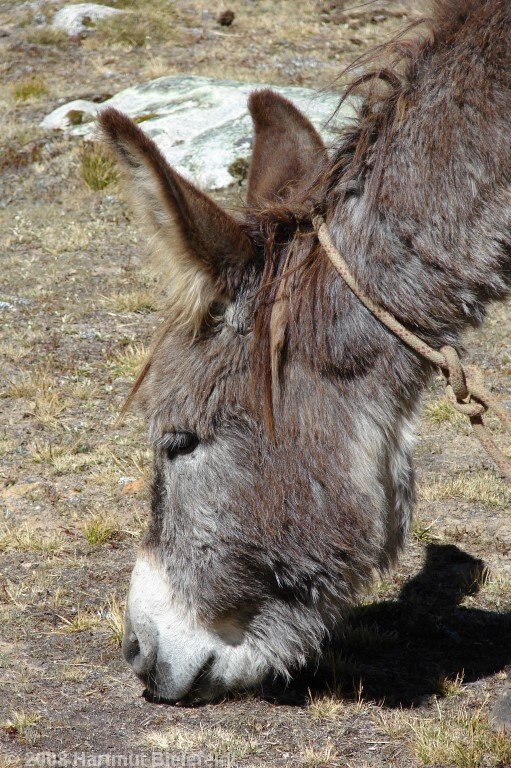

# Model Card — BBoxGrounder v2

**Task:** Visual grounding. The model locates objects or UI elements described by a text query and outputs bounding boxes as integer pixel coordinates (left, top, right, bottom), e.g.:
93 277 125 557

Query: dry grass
434 671 465 699
103 593 125 646
341 622 398 654
81 142 119 191
308 690 346 720
67 378 100 400
93 3 177 49
141 724 262 759
58 605 100 633
12 76 48 102
110 342 148 378
61 663 90 683
481 572 511 609
381 701 511 768
103 290 157 314
143 54 170 79
411 514 440 543
300 742 339 766
1 368 71 427
0 523 62 554
25 27 68 46
420 471 510 508
30 441 105 474
0 756 23 768
0 435 15 458
1 0 510 761
2 710 41 745
1 367 55 400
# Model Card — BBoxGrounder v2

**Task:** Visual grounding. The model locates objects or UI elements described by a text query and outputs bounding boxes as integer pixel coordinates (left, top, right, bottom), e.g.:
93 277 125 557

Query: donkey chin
123 556 323 703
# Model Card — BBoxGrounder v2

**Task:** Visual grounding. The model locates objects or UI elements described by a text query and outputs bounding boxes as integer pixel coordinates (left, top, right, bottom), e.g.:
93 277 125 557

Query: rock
52 3 123 36
41 99 99 130
218 10 235 26
41 75 354 190
491 691 511 732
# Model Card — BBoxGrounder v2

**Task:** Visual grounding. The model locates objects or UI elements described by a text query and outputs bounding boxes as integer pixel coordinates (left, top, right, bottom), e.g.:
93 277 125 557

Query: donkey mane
249 0 503 433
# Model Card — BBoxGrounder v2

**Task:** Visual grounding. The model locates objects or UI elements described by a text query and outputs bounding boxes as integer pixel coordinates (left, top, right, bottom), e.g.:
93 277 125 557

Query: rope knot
440 346 486 419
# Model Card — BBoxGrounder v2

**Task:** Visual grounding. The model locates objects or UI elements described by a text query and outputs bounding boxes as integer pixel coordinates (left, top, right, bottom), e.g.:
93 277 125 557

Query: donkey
100 0 511 703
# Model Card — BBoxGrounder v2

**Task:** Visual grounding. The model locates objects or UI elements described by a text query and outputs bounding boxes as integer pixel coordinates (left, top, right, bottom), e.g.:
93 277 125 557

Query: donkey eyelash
158 431 199 459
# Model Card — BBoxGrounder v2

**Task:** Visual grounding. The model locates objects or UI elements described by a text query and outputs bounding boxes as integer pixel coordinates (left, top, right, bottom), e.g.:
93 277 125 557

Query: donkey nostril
122 623 157 679
123 631 140 665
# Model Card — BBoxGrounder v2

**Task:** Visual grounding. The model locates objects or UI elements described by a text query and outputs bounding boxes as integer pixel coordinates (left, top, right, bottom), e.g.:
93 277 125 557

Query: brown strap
313 216 511 485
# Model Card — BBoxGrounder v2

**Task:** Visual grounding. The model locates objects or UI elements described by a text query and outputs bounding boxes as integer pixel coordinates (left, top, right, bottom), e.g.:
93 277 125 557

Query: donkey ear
247 90 327 206
98 107 254 334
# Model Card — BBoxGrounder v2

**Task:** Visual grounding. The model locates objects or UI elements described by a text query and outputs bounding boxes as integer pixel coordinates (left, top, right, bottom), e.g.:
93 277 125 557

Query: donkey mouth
141 653 218 706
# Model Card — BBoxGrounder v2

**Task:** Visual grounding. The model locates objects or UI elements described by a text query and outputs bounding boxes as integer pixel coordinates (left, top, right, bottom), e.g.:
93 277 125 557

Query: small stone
118 476 136 489
217 9 235 26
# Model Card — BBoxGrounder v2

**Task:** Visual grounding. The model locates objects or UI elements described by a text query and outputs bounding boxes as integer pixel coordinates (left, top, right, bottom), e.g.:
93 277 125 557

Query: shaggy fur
100 109 256 336
102 0 511 702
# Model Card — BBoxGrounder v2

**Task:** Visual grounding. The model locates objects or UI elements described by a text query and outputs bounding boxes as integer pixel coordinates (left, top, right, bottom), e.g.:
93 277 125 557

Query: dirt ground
1 1 510 766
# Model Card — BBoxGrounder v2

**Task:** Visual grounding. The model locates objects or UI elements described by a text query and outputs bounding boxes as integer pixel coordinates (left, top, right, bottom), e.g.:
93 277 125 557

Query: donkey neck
326 177 511 355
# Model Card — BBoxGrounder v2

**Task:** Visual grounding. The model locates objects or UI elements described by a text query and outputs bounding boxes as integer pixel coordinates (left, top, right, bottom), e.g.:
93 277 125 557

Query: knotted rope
313 216 511 485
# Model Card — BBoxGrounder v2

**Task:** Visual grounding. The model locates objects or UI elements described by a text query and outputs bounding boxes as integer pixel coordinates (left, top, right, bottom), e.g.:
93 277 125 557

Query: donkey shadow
265 544 511 708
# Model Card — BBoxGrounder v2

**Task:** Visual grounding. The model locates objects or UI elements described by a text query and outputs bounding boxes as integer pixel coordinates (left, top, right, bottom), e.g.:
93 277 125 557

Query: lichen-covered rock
41 76 354 190
52 3 123 36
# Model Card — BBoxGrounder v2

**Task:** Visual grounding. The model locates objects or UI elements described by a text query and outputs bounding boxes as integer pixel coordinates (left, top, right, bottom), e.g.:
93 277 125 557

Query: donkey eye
163 431 199 460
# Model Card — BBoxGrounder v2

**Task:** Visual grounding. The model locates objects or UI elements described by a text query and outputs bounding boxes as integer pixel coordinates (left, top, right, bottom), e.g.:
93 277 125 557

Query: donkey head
100 93 383 703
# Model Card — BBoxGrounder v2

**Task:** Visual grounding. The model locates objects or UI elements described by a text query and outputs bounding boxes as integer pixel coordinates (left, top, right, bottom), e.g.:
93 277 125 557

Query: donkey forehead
139 320 252 435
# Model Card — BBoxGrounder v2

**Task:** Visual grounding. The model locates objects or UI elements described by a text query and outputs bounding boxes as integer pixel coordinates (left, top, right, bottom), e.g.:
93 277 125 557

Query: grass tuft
25 27 68 46
94 5 177 48
412 514 440 544
424 398 468 429
300 742 339 766
81 142 119 191
434 671 465 699
58 605 100 633
308 690 345 720
95 13 150 47
104 290 156 314
2 711 41 745
110 343 148 378
104 593 125 646
83 514 120 546
12 76 48 102
341 622 398 654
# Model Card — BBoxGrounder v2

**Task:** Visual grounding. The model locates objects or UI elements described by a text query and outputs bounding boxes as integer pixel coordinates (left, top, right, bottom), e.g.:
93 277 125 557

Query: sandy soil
0 1 510 766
